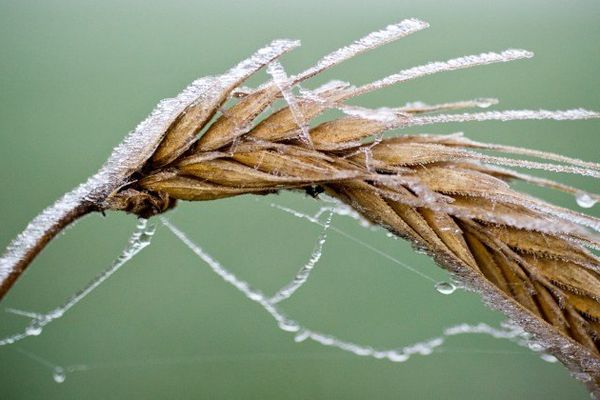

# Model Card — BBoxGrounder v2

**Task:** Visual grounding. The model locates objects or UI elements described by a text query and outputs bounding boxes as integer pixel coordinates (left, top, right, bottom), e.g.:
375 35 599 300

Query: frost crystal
400 98 499 113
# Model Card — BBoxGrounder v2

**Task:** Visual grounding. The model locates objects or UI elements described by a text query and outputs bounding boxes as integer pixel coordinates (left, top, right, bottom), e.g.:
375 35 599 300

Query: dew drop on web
278 319 301 333
434 281 456 295
387 351 409 362
294 330 310 343
25 322 42 336
52 367 66 384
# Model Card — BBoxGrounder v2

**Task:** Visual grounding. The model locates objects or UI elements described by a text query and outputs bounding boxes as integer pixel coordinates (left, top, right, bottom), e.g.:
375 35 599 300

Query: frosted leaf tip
501 49 535 59
269 39 302 50
402 18 430 29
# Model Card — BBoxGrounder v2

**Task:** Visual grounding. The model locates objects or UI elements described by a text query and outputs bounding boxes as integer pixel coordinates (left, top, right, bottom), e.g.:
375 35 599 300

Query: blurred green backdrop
0 1 599 399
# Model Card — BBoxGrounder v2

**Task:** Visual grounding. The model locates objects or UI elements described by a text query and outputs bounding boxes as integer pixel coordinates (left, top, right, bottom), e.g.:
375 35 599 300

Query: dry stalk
1 19 600 394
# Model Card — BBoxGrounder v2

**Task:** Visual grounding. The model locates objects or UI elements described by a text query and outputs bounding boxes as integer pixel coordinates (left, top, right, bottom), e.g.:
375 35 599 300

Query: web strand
269 203 438 283
270 210 334 304
266 61 313 145
6 214 558 384
0 219 155 346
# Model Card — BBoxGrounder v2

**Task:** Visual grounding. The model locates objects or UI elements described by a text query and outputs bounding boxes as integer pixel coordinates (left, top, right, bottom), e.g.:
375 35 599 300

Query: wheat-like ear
1 18 600 394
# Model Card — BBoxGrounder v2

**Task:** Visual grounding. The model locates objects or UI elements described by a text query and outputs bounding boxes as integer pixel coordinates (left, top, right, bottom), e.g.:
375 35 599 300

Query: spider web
0 197 559 384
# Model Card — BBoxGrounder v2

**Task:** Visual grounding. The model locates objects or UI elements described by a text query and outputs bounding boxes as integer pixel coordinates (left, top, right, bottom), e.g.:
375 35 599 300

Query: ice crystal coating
404 108 600 126
351 49 534 97
293 18 429 83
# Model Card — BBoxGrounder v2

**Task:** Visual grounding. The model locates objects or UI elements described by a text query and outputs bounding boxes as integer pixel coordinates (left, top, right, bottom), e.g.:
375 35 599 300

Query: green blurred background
0 0 598 399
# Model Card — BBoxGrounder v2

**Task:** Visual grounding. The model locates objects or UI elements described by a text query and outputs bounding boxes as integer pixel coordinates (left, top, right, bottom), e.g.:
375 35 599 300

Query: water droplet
528 342 544 352
278 319 300 333
294 330 310 343
451 279 465 290
540 354 558 363
26 322 42 336
52 367 66 383
352 346 373 356
314 334 335 345
388 351 409 362
476 98 497 109
434 281 456 295
575 192 596 208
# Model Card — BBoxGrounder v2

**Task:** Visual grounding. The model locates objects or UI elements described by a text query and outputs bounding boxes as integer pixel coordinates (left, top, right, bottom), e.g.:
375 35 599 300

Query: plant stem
0 197 94 301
